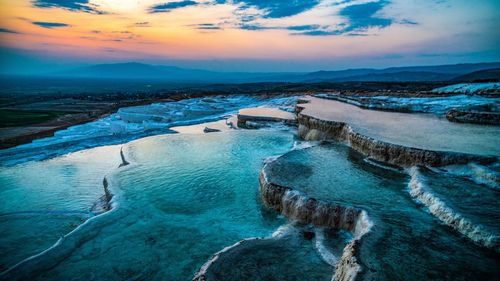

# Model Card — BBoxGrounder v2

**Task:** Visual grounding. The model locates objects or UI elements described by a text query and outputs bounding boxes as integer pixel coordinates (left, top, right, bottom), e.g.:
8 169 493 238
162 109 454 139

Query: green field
0 109 70 127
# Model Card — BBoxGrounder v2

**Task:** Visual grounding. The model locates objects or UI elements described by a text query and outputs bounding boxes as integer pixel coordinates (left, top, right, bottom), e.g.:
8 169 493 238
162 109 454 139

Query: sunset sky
0 0 499 73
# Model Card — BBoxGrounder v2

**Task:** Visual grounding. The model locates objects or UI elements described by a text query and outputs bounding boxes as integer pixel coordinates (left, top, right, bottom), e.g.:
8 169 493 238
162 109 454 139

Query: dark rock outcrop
203 127 221 133
237 112 296 129
119 147 129 167
303 231 315 240
446 109 500 125
333 239 362 281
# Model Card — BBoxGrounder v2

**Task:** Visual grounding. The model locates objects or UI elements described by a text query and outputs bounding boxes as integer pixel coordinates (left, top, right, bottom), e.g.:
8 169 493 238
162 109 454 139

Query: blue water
264 143 500 280
1 95 499 281
0 145 122 271
1 131 340 280
197 224 346 281
419 167 500 234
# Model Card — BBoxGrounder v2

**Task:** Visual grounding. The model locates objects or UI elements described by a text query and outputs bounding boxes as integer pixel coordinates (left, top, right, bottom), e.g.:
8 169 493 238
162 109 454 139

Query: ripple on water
0 145 122 271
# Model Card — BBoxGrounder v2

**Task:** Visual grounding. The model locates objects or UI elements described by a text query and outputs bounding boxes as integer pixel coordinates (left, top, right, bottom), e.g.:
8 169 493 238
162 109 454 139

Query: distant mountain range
289 62 500 82
53 62 500 83
451 68 500 82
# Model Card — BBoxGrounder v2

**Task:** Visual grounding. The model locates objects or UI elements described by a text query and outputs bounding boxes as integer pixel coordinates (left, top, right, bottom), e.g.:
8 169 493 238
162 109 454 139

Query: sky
0 0 499 73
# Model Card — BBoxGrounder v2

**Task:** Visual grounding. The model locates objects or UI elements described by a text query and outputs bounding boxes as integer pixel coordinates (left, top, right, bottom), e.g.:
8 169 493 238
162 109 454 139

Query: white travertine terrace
170 119 231 134
194 96 500 281
239 107 296 120
297 96 500 157
237 107 296 127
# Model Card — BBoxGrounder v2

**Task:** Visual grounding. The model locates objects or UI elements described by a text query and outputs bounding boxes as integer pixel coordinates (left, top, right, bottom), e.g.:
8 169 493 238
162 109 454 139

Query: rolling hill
52 62 500 83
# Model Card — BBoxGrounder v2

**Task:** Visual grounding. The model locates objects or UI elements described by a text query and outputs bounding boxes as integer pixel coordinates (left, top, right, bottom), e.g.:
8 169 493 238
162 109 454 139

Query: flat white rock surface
299 96 500 156
238 108 295 121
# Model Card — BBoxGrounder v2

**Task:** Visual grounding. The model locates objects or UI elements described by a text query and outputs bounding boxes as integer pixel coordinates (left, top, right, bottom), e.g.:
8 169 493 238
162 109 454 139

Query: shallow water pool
264 143 500 280
0 145 121 271
2 131 339 280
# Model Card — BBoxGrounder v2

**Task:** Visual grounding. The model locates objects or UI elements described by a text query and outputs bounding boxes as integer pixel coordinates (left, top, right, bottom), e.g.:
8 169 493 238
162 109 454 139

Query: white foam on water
263 140 319 166
363 158 402 172
260 96 299 113
407 166 499 251
271 223 298 238
291 140 320 151
314 228 338 266
428 163 499 189
468 163 500 189
263 155 281 165
353 211 373 239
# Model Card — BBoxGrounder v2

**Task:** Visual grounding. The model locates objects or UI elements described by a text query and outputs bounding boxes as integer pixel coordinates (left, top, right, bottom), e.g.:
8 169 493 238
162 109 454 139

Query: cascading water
261 143 499 280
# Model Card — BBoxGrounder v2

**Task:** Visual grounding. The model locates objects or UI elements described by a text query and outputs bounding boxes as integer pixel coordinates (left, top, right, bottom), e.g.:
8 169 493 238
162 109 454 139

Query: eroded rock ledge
296 102 496 167
193 147 371 281
119 147 130 167
195 96 498 280
237 107 296 129
446 109 500 125
192 159 373 281
314 93 500 125
193 238 264 281
259 168 372 281
333 239 362 281
259 171 365 232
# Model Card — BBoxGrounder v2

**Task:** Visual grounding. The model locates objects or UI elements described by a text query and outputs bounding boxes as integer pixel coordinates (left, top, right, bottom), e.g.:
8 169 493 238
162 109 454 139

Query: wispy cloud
217 0 321 18
286 24 321 31
239 24 272 30
221 0 397 36
32 21 70 28
149 1 198 13
32 0 102 14
206 1 324 33
191 23 221 30
292 0 395 36
338 1 393 33
400 19 418 25
134 22 151 27
0 27 20 34
292 30 340 36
